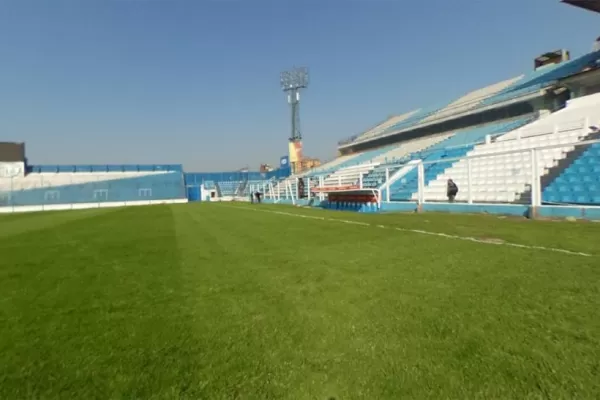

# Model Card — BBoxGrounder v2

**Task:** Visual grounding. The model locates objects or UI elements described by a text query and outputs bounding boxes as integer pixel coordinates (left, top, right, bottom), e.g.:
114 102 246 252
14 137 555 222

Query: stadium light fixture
280 67 309 91
280 67 309 141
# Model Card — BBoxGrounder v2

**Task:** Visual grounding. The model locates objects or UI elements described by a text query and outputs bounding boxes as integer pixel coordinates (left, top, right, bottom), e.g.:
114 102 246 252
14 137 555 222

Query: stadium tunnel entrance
186 185 201 202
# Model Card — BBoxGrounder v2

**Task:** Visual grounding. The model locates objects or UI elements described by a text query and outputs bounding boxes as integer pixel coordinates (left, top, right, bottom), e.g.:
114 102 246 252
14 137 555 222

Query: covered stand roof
562 0 600 14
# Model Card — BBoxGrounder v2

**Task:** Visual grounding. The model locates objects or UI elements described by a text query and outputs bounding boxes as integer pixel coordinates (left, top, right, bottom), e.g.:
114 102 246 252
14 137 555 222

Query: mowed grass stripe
228 205 592 257
174 204 442 398
1 203 600 399
0 207 116 239
172 203 600 399
219 202 600 256
0 206 200 399
173 204 459 399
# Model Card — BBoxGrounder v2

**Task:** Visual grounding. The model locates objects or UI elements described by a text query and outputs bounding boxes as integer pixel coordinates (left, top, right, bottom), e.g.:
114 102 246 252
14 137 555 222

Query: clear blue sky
0 0 598 171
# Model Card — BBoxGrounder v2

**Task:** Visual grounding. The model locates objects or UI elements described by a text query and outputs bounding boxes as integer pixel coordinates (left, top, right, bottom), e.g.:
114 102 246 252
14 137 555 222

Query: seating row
419 94 600 203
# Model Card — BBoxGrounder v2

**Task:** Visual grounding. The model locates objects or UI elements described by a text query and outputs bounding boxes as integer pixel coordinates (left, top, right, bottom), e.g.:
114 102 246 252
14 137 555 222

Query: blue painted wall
184 166 291 186
186 185 201 202
1 172 185 207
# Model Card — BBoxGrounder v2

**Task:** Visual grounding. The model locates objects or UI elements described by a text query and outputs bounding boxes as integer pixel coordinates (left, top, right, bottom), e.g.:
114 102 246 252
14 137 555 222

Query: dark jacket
447 180 458 196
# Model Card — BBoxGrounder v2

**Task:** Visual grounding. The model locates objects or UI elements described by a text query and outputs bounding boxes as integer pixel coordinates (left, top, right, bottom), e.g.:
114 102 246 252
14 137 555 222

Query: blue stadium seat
91 165 108 172
204 181 216 190
75 165 93 172
389 118 531 201
543 143 600 204
380 107 440 136
560 194 574 203
320 147 395 174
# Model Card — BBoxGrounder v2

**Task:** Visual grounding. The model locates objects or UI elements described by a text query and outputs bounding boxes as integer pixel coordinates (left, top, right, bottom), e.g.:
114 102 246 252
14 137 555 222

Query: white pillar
584 117 590 133
385 167 390 202
319 176 325 201
417 161 425 205
530 148 538 206
533 149 541 207
467 157 473 204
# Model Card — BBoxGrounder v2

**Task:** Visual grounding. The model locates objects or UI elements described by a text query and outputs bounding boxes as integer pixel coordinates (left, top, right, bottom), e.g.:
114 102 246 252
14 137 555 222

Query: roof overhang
562 0 600 14
337 89 544 150
558 66 600 86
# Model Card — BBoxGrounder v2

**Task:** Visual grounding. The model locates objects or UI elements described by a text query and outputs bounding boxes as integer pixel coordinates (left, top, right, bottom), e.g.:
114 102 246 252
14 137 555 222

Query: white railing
260 132 599 208
215 118 600 208
397 136 599 207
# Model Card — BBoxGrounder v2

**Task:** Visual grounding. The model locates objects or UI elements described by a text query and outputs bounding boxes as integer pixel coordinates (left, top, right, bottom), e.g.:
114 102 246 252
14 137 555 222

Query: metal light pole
280 67 309 173
280 67 309 141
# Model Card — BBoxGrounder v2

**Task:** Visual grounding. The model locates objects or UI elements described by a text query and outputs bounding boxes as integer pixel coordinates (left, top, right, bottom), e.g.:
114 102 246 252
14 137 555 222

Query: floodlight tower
280 67 309 173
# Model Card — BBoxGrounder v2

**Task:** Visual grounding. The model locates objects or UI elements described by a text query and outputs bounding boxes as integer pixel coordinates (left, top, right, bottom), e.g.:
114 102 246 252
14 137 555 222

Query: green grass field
1 203 599 399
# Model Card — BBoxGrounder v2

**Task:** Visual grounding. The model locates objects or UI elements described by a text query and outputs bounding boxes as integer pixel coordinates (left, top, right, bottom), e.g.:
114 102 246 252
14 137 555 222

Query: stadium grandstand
1 1 600 221
2 41 600 219
262 39 600 219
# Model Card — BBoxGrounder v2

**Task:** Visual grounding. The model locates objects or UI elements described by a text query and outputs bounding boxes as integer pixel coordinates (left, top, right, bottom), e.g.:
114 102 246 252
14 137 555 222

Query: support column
528 148 540 219
417 161 425 213
385 167 390 203
467 158 473 204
